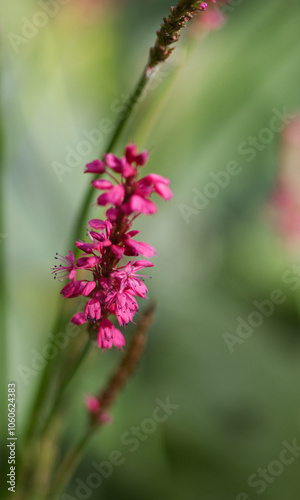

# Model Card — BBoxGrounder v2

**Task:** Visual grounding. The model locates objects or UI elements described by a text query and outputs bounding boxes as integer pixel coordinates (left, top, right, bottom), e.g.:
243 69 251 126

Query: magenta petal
84 298 101 321
97 184 125 206
124 194 157 215
113 329 126 348
92 179 114 190
125 143 138 163
71 312 87 325
125 239 156 257
88 219 106 230
82 281 97 296
133 260 155 269
76 256 101 269
136 151 149 166
111 245 125 259
105 153 122 169
85 159 105 174
154 182 173 200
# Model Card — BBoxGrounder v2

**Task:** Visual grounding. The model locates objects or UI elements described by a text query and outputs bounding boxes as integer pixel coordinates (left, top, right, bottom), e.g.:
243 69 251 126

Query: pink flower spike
71 312 87 325
84 298 101 321
85 160 106 174
92 179 114 190
85 395 100 413
97 184 125 206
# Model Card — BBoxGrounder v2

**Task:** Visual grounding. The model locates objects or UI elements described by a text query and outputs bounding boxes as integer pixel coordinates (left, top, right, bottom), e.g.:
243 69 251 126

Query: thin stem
46 302 156 500
69 69 150 245
40 337 93 437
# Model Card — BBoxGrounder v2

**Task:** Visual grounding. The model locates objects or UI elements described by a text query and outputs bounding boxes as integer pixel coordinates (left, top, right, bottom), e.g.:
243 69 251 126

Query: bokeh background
2 0 300 498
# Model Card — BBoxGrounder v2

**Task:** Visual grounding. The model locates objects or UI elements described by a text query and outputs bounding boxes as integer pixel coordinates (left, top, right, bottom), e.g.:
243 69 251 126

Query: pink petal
136 151 149 166
88 219 107 230
125 143 138 163
154 182 173 200
85 160 105 174
71 312 87 325
82 281 97 296
111 245 125 259
92 179 114 190
124 194 157 215
97 184 125 206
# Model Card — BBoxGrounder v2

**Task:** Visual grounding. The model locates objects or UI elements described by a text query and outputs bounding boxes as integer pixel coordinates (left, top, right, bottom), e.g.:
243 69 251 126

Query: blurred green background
2 0 300 498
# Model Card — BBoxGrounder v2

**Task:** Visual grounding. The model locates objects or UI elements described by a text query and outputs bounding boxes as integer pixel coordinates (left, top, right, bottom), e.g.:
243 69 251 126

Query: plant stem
40 337 93 437
46 302 156 500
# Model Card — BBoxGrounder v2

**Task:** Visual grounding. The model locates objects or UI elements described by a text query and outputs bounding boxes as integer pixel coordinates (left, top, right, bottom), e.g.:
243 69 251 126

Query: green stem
69 68 150 244
40 337 93 437
46 428 95 500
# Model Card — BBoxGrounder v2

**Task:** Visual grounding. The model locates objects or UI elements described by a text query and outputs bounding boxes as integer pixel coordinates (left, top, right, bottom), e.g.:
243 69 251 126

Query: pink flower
85 395 100 413
138 174 173 200
123 234 156 257
71 312 87 325
84 298 101 321
122 194 157 215
105 289 139 326
111 260 153 298
52 251 76 281
105 153 136 178
125 143 149 166
97 317 125 349
54 143 172 349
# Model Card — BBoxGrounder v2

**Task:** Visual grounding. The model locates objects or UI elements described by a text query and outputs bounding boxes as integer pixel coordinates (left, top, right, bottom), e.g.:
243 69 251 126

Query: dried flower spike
147 0 216 71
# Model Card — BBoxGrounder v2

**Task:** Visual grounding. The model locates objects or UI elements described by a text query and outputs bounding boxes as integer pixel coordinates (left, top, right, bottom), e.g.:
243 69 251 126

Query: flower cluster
52 144 172 349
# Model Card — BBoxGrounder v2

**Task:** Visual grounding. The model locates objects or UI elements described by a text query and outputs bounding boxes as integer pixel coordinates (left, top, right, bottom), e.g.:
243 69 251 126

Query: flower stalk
46 302 156 500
